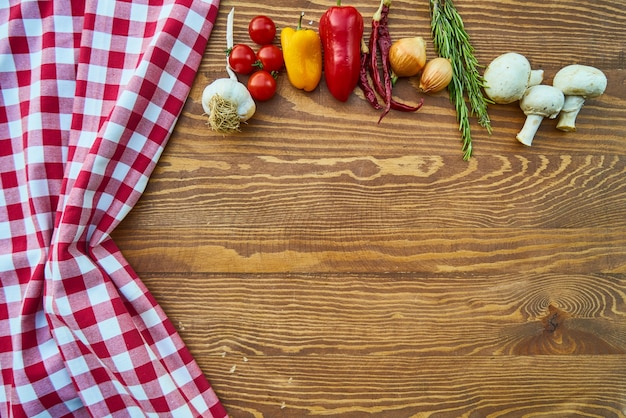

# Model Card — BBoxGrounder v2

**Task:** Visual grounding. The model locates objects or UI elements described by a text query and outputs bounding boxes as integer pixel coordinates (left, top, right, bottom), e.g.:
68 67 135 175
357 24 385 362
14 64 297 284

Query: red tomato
228 44 257 75
256 45 284 72
247 70 277 102
248 15 276 45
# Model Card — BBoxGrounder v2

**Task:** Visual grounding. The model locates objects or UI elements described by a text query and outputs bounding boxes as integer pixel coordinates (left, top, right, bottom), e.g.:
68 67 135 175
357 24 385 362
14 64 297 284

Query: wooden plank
142 273 626 357
200 355 626 417
114 227 626 274
120 153 626 230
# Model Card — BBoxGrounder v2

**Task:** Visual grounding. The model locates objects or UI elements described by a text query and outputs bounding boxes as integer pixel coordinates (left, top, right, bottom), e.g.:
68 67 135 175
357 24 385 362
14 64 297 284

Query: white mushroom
552 64 607 132
483 52 544 104
516 85 565 146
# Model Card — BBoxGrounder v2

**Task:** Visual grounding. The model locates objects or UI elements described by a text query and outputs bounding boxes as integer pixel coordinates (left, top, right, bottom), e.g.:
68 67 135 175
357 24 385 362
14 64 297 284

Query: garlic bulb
202 7 256 133
389 37 427 78
202 79 256 133
419 57 453 94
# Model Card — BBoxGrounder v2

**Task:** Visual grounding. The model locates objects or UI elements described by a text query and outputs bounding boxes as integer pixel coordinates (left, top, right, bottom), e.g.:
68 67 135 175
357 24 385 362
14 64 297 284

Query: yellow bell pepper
280 13 322 92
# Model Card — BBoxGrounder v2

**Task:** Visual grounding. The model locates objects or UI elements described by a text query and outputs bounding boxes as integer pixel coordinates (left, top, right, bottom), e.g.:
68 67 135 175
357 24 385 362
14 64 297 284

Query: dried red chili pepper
319 0 364 102
390 96 424 113
368 0 385 100
358 39 382 110
369 0 423 122
376 0 394 122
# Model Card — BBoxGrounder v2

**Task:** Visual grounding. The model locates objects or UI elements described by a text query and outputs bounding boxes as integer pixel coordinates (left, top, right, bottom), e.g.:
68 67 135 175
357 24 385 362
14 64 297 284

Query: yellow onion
389 37 427 78
419 57 453 93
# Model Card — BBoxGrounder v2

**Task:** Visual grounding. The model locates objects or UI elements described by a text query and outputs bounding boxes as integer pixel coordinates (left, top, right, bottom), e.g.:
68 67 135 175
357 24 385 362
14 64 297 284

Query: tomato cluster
227 15 283 102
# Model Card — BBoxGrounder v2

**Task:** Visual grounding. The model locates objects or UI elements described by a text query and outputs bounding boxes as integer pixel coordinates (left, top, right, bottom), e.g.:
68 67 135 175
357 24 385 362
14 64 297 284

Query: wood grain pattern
112 0 626 416
142 273 626 356
203 356 626 417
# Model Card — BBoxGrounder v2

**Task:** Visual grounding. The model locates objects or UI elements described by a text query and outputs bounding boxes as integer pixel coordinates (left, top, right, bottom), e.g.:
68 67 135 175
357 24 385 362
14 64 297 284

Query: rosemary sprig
429 0 492 160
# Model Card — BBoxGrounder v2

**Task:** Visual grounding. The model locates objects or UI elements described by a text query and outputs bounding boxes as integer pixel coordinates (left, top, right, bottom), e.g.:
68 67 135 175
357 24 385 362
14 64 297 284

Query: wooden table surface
112 0 626 416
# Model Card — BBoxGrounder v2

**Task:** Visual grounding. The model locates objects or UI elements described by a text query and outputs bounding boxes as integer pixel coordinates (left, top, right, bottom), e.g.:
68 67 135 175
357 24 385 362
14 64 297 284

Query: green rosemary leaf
429 0 492 160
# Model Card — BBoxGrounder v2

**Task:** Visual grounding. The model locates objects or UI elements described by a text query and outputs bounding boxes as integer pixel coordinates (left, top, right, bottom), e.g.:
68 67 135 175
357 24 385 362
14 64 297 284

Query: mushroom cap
519 85 565 118
552 64 607 98
483 52 532 104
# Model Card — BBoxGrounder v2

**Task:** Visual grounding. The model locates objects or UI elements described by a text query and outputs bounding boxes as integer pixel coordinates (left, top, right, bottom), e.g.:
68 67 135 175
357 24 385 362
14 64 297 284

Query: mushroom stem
556 95 586 132
528 69 544 87
516 114 545 146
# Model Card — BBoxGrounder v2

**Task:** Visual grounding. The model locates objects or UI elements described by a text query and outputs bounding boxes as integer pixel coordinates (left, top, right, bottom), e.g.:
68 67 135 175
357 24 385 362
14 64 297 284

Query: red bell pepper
319 0 364 102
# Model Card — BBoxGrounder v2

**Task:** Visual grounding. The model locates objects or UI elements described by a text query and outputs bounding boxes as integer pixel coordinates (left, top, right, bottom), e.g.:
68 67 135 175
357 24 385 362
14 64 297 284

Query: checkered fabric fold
1 0 228 416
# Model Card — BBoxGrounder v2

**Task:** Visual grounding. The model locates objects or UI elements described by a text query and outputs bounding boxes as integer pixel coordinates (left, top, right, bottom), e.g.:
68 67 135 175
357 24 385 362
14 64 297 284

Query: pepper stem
373 0 391 21
336 0 342 5
373 0 384 21
297 11 304 30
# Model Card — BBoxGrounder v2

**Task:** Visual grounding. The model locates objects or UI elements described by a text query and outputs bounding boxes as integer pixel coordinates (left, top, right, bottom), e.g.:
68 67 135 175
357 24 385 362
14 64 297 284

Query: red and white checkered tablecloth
0 0 228 416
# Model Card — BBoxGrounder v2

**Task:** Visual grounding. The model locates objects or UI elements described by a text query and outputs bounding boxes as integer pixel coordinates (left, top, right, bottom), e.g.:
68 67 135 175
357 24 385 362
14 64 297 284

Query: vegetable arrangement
201 3 608 160
203 8 287 134
227 14 284 103
482 52 607 146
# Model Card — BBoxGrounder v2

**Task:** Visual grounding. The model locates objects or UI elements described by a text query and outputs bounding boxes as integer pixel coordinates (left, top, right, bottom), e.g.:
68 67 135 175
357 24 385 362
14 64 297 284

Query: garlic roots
202 78 256 133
